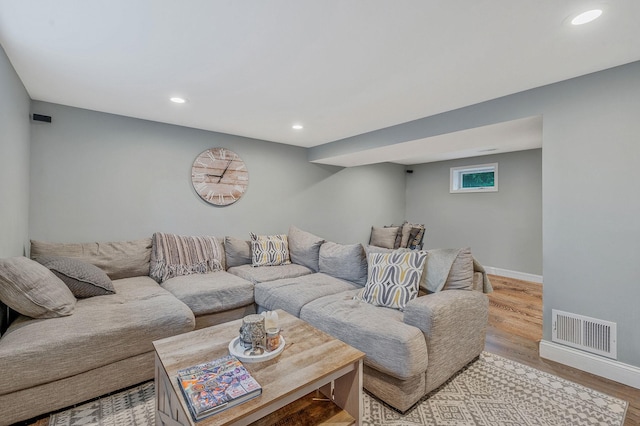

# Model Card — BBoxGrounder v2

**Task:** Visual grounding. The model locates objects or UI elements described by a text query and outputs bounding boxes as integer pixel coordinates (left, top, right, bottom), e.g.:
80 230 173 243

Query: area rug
49 352 627 426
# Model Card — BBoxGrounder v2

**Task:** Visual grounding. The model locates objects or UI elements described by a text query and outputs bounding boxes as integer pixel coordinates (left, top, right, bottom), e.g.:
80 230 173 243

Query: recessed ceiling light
292 124 304 130
170 97 186 104
571 9 602 25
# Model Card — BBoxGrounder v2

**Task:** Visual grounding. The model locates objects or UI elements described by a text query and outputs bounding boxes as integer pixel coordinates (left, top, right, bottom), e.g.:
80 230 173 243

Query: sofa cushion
368 226 399 249
255 273 359 317
319 242 368 286
288 226 324 272
150 233 224 283
227 263 312 284
161 271 254 317
36 256 115 298
0 257 76 318
0 276 194 395
224 236 252 268
30 238 152 280
250 233 291 267
300 289 428 380
359 251 427 310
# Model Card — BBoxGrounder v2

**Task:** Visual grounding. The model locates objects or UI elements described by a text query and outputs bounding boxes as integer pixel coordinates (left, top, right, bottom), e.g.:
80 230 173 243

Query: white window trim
450 163 498 193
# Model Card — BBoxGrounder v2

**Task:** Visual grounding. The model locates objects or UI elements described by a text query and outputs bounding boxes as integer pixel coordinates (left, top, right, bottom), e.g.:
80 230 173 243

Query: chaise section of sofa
0 238 197 425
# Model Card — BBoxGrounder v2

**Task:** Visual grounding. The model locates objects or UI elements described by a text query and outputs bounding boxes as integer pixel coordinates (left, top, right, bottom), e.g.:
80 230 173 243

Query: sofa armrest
403 290 489 392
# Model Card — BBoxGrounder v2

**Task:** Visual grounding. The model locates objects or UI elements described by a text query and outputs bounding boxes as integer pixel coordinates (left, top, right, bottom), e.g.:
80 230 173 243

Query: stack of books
177 354 262 421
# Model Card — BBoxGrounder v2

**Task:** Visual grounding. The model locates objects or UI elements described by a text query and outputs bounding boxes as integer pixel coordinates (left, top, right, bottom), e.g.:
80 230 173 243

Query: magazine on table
176 354 262 421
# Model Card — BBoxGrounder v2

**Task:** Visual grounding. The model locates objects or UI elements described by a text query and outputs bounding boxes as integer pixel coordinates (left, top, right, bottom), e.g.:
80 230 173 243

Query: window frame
450 163 499 193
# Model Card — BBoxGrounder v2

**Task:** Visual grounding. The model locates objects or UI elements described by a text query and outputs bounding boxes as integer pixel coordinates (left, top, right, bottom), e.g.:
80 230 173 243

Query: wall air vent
552 309 617 359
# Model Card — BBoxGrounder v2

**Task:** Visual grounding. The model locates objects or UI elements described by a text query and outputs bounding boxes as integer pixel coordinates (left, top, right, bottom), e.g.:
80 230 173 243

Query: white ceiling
1 1 639 162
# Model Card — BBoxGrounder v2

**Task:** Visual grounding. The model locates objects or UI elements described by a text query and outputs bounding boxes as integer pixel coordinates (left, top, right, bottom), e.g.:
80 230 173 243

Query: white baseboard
484 266 543 283
539 340 640 389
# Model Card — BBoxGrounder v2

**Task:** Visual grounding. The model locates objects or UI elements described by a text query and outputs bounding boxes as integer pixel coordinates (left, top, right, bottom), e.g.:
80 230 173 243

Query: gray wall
406 149 542 275
541 65 640 364
0 45 30 257
311 60 640 367
28 102 406 246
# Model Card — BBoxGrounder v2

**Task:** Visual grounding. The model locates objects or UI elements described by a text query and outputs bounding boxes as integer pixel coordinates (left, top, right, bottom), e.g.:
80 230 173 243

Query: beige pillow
369 226 400 249
0 257 76 318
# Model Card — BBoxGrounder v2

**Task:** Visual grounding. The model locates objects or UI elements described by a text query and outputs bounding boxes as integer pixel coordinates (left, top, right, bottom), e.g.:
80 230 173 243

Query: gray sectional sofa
0 226 490 424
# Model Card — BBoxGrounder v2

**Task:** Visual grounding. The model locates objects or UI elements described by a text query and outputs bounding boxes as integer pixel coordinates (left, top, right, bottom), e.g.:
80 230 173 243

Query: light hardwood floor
486 274 640 426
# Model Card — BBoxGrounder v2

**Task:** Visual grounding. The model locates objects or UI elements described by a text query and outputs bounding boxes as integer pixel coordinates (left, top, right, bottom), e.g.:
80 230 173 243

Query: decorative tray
228 336 286 363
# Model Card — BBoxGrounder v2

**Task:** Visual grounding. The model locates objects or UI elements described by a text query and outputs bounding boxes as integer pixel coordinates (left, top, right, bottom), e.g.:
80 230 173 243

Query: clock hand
218 159 233 183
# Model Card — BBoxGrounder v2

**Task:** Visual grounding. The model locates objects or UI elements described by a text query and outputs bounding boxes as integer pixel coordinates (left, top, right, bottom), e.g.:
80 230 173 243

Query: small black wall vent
32 113 52 123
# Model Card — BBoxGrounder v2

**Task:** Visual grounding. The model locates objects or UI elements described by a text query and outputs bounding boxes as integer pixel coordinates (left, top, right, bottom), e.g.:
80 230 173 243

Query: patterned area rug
49 352 627 426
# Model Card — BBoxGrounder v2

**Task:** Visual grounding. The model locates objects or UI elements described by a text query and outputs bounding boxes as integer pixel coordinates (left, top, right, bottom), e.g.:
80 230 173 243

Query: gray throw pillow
288 225 325 272
369 226 400 249
0 257 76 318
319 242 367 286
442 247 474 291
36 256 115 298
224 236 252 268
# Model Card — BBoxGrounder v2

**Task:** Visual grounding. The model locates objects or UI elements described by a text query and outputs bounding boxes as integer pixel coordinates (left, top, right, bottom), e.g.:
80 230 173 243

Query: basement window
450 163 498 193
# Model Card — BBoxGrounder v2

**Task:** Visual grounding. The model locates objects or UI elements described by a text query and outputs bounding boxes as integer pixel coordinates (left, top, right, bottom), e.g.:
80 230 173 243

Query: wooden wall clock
191 148 249 206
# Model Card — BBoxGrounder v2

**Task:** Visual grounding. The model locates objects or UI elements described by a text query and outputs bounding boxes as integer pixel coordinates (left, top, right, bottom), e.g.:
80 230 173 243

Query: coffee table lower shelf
249 391 355 426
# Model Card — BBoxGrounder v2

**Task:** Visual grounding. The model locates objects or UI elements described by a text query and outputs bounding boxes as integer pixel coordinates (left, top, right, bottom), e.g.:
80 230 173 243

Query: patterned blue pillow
250 233 291 267
359 251 428 310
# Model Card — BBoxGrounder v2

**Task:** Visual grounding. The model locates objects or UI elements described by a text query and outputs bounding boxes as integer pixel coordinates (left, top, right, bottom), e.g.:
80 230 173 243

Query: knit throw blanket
150 233 223 283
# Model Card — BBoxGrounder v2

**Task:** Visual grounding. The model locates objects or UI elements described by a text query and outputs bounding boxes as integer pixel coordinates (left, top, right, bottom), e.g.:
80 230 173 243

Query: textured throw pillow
288 225 325 272
0 257 76 318
319 241 368 286
36 256 115 298
224 236 252 268
150 233 224 283
250 233 291 267
369 226 400 249
408 224 426 249
359 251 427 310
398 222 426 249
399 222 413 248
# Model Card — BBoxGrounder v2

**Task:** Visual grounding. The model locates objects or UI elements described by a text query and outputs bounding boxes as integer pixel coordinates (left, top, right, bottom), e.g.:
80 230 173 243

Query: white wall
0 45 30 257
406 149 542 275
28 102 406 245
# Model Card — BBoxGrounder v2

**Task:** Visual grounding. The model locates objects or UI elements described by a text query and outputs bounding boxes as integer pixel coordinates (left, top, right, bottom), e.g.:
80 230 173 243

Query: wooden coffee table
153 309 365 426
